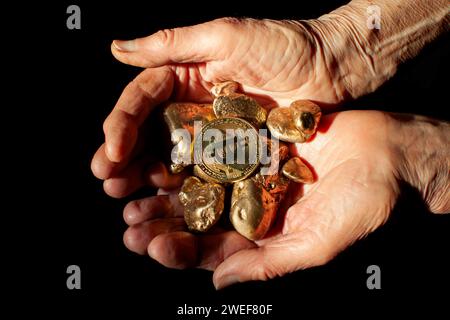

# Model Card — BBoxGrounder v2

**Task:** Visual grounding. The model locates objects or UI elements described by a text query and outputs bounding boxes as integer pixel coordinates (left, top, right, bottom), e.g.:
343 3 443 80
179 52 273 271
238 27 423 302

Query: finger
144 162 188 189
104 161 186 198
91 143 127 180
197 231 256 270
212 233 334 290
123 218 186 255
147 230 256 271
212 170 367 289
157 188 177 196
103 67 174 163
103 156 155 198
111 18 239 68
92 125 148 180
123 193 183 225
147 231 199 269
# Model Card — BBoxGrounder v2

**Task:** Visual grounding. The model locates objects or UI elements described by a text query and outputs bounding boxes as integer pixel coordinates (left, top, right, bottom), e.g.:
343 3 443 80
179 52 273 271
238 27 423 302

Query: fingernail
214 274 239 290
112 39 137 52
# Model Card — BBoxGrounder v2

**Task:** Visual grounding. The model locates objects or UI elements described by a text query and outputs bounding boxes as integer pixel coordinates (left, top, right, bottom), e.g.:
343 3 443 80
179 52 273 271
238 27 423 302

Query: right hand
118 110 450 290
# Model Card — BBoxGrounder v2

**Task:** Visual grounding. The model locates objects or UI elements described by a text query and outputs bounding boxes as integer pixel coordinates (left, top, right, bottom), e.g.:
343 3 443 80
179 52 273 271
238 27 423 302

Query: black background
15 0 449 317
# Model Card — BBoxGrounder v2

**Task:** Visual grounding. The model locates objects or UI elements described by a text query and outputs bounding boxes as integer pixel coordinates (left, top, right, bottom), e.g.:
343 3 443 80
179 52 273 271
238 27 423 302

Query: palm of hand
95 19 399 289
122 107 400 288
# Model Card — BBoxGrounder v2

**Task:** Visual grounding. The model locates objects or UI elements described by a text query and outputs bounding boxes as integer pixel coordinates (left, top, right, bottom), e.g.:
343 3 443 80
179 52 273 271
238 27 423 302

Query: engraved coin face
193 117 261 183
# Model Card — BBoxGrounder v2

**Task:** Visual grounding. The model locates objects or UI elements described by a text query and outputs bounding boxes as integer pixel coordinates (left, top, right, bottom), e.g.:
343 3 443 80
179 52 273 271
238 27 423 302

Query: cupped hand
91 17 353 197
91 18 448 289
120 110 404 289
91 19 401 288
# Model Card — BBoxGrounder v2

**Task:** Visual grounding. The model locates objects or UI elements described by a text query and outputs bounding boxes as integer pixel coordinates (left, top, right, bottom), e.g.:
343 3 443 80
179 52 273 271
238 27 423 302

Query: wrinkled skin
91 18 449 289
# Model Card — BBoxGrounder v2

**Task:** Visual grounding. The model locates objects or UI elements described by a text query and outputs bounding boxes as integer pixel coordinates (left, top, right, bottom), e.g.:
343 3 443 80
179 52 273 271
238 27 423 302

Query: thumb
212 235 334 290
111 18 239 68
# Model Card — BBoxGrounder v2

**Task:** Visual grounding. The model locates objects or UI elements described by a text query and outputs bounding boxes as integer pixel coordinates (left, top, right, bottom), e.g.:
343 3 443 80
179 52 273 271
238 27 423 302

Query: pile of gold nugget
163 82 321 240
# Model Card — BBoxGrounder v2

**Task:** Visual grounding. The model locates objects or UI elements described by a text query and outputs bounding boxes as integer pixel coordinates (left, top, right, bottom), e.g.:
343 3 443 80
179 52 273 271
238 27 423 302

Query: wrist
306 0 449 100
388 113 450 213
304 6 394 100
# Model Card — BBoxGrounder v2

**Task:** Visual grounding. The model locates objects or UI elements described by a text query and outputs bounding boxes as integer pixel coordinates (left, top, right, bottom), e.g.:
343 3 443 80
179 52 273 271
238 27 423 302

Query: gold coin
193 117 261 183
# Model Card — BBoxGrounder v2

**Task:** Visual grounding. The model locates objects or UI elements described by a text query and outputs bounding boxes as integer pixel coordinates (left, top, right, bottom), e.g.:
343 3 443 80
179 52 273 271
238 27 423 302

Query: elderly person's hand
120 111 449 289
91 0 449 289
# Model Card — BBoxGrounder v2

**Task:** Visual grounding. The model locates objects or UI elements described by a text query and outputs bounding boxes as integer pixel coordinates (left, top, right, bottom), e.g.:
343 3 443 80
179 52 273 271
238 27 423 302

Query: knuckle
153 28 176 48
258 267 278 281
215 17 245 27
213 17 248 34
257 248 283 281
102 116 111 134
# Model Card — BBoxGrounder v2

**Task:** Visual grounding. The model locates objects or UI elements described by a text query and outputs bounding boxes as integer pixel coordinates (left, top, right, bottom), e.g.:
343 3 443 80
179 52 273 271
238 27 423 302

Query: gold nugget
259 136 290 176
213 94 267 128
282 157 314 184
290 100 322 138
179 176 225 232
212 81 267 128
230 173 289 240
164 102 216 135
266 107 305 143
267 100 321 143
164 103 216 173
167 83 322 239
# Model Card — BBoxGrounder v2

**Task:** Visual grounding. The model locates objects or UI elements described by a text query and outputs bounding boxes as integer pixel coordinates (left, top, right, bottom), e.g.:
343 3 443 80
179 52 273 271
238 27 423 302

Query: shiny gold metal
213 94 267 128
267 100 321 143
164 102 216 136
211 81 267 128
179 176 225 232
290 100 321 138
230 173 289 240
259 136 290 175
266 107 307 143
265 138 290 162
163 103 216 173
170 163 185 174
282 156 314 184
192 164 230 185
167 86 319 238
193 117 261 183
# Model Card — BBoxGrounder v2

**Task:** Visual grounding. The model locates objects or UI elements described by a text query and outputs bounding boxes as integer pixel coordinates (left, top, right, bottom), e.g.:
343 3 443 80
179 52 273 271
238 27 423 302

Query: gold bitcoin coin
193 117 261 183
